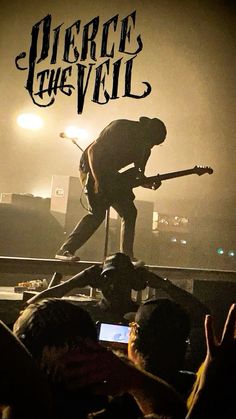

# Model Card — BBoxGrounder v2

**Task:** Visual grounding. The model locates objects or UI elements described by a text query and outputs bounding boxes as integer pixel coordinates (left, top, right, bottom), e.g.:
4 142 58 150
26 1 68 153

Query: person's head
128 298 190 379
139 116 167 147
13 298 103 418
0 320 53 419
14 298 98 360
100 253 146 309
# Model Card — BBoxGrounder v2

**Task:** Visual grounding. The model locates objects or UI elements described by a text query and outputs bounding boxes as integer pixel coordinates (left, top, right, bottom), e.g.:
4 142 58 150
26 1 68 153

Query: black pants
61 186 137 259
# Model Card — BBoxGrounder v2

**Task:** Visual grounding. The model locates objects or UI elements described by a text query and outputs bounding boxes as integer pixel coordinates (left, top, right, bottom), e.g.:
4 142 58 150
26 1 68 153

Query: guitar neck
138 168 198 187
159 168 197 181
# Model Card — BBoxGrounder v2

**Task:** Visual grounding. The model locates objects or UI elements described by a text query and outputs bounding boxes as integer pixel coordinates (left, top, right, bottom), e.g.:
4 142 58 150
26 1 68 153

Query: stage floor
0 256 235 282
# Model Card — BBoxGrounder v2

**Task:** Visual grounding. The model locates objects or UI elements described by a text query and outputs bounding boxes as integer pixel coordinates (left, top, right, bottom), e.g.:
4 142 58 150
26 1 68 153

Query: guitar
85 165 213 200
133 165 214 189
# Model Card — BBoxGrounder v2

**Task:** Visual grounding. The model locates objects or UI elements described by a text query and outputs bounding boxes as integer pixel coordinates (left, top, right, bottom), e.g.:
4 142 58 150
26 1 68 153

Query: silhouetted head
14 298 98 360
127 298 190 379
100 253 146 309
139 117 167 146
13 299 104 418
0 320 53 419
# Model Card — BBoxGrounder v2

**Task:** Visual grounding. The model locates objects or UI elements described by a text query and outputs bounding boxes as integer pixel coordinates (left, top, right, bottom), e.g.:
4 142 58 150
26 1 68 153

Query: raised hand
203 303 236 383
187 304 236 418
57 340 186 417
56 340 136 395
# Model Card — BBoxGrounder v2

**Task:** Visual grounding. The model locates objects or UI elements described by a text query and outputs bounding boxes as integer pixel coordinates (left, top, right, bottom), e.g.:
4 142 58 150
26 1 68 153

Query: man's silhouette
56 117 167 261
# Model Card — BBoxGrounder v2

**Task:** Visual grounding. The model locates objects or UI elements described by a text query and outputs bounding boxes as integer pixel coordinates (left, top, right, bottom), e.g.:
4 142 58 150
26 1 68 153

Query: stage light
228 250 235 257
64 125 88 140
171 237 177 242
217 247 224 255
17 113 43 130
180 239 187 245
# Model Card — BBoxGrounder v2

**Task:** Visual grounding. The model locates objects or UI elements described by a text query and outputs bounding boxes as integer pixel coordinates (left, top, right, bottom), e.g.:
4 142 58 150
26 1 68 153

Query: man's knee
123 205 137 222
90 208 107 224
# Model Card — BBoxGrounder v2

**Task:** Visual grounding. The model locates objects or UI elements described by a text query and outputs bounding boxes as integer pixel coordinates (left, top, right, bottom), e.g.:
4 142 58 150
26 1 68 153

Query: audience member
13 298 186 419
25 252 208 367
1 237 233 419
89 298 194 418
143 272 209 370
25 253 209 370
26 253 147 322
126 299 195 399
13 298 105 419
0 320 53 419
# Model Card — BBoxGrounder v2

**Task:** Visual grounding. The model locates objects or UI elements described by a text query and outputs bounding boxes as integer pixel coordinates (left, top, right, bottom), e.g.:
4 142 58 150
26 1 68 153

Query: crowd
0 252 235 419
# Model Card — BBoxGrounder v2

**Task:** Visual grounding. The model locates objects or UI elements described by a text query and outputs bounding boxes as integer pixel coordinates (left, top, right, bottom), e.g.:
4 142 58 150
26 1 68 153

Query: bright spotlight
64 126 88 140
17 113 43 130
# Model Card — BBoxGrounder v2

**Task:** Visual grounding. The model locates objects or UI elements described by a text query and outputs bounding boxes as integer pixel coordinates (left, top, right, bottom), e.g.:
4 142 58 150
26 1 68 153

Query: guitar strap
79 148 90 174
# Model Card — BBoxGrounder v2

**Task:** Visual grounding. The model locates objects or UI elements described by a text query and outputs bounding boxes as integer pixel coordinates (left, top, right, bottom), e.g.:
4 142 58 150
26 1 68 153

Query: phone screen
98 323 130 344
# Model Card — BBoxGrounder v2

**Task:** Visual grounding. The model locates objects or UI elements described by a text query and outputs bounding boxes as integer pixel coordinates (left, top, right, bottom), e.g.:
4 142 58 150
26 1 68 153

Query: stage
0 256 235 282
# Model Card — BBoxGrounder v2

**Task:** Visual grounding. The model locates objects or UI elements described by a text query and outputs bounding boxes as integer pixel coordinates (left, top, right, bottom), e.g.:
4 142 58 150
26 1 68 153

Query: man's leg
112 196 137 260
56 197 107 260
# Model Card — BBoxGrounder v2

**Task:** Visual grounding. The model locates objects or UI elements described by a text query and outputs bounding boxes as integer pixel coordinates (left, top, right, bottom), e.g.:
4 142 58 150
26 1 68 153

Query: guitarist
56 117 167 262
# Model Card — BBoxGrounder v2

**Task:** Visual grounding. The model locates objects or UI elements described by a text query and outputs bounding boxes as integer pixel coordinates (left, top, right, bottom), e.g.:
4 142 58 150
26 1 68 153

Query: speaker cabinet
50 175 86 232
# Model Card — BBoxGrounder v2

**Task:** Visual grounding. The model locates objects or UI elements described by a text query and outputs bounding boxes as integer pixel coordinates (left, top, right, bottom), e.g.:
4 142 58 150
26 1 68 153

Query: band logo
15 11 152 114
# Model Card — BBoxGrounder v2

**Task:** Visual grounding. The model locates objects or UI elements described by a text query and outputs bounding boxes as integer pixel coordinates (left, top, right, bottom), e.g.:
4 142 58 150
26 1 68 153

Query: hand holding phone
97 322 131 351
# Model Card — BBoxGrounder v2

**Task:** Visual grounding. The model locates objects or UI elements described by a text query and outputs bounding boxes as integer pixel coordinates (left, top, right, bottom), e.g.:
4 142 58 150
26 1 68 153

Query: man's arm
134 149 162 190
146 271 209 326
59 341 187 418
26 265 102 305
134 148 151 177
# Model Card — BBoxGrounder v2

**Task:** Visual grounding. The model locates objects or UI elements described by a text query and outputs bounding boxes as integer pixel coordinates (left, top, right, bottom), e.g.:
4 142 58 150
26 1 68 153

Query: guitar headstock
194 165 214 176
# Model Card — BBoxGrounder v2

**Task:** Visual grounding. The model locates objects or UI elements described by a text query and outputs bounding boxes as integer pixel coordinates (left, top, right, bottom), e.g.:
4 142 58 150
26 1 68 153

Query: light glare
64 125 89 140
17 113 43 130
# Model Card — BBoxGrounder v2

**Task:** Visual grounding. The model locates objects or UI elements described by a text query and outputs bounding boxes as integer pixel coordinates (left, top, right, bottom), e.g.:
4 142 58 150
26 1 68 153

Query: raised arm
58 340 187 418
146 271 209 327
26 265 102 305
186 303 236 418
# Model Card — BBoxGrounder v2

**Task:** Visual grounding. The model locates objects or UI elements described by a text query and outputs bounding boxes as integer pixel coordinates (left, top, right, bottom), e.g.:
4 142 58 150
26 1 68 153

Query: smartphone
98 322 131 344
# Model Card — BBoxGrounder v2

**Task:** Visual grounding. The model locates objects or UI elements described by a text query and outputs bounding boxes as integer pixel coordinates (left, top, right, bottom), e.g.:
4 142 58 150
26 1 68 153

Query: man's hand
57 340 136 396
202 303 236 386
142 176 162 190
151 179 162 190
58 340 186 417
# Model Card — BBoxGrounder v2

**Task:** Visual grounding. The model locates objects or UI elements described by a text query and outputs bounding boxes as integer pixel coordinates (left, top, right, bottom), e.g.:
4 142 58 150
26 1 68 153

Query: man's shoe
55 250 80 262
